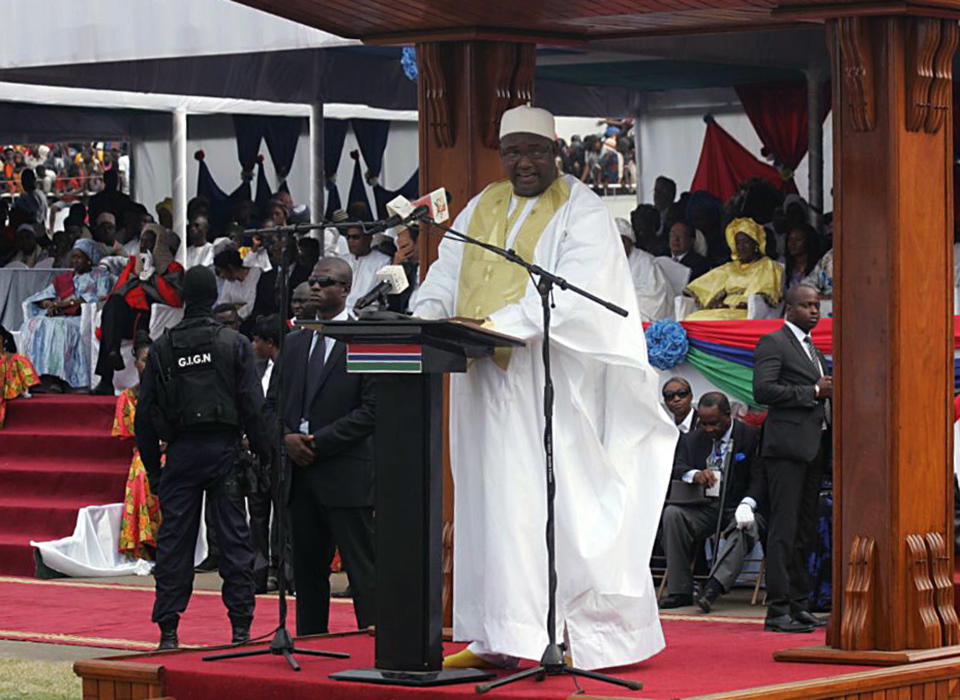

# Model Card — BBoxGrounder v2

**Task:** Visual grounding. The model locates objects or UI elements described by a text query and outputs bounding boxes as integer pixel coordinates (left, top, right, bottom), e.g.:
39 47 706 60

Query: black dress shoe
764 614 814 633
231 622 251 645
659 593 693 609
793 610 827 627
697 578 723 613
158 626 179 650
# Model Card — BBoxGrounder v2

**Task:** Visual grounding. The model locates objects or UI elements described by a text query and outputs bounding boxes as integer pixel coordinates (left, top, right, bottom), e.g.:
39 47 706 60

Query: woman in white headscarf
19 239 115 388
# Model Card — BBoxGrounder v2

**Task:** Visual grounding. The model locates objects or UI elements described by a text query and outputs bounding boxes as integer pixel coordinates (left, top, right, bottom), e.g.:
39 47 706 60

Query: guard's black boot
231 619 251 645
157 622 179 651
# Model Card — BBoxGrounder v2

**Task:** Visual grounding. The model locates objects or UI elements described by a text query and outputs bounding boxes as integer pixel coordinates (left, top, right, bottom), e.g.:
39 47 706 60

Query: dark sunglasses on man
307 276 346 288
662 389 691 401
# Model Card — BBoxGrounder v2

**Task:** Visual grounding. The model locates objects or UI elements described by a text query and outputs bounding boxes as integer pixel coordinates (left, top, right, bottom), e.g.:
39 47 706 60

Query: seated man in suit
659 392 764 610
269 256 377 635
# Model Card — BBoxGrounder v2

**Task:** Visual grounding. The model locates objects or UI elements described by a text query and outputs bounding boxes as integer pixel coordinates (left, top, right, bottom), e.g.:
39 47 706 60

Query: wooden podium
303 318 524 686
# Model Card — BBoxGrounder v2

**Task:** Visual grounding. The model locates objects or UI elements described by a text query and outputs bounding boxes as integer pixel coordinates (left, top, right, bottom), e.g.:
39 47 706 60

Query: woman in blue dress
19 239 114 389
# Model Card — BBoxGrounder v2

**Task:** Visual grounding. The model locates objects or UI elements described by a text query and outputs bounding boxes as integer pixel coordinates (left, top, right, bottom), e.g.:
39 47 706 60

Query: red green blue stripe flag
347 344 423 374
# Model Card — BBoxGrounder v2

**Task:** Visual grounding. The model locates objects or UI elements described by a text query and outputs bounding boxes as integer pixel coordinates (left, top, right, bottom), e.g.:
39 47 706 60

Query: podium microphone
353 265 410 311
386 188 450 225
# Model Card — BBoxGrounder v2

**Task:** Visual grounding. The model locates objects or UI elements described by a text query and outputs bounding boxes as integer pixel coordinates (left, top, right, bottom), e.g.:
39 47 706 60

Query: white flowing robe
627 248 673 322
345 249 391 311
413 174 677 670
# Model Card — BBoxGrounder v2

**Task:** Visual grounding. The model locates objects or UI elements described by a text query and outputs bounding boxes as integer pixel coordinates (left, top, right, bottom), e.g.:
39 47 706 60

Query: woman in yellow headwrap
683 217 784 320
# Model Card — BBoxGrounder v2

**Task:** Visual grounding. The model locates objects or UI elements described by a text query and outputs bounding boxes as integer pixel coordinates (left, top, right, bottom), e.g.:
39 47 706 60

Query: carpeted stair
0 395 131 576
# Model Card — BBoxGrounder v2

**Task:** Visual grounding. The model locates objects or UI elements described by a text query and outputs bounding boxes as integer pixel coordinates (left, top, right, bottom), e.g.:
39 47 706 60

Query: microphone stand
417 215 643 694
204 229 349 671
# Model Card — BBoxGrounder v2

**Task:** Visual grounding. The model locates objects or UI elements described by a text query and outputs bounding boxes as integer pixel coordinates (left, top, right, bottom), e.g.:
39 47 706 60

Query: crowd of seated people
620 176 835 322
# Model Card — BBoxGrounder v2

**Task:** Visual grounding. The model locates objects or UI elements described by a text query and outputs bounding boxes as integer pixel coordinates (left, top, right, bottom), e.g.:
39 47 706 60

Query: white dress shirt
260 357 274 397
299 308 350 434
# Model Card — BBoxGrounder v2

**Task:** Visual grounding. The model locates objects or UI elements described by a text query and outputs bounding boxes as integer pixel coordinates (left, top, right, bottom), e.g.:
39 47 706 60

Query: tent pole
806 66 825 226
171 108 188 269
310 102 324 225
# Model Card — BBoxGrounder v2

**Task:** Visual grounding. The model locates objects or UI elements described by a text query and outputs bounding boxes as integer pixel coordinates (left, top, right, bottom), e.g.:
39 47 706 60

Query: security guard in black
136 266 272 651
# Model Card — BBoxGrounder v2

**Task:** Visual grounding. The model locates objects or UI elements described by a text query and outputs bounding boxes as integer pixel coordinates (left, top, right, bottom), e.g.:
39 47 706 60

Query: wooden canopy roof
235 0 960 43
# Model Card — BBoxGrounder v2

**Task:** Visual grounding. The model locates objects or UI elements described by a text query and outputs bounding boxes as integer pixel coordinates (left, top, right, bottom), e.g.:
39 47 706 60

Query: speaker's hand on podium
284 433 316 467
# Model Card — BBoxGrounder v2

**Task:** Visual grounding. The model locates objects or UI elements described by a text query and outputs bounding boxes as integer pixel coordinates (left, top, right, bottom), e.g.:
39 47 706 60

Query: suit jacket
753 325 828 462
267 328 377 507
676 250 710 281
672 419 765 511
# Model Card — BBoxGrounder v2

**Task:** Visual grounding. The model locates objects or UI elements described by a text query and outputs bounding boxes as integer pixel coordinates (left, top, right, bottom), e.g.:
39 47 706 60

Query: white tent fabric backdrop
0 0 356 70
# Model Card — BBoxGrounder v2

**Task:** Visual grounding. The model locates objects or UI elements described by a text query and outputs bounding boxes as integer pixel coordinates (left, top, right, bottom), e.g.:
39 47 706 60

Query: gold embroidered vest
456 177 571 367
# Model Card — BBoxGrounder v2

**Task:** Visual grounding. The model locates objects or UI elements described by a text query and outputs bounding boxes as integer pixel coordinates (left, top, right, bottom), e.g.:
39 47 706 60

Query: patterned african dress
19 267 114 388
113 388 162 560
1 351 39 400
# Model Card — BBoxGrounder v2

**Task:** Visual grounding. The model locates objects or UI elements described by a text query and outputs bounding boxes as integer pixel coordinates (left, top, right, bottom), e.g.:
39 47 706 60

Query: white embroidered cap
499 105 556 142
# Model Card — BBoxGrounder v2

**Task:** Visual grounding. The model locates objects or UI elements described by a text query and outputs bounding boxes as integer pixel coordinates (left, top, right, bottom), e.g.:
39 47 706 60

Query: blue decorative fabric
644 319 689 370
401 47 418 81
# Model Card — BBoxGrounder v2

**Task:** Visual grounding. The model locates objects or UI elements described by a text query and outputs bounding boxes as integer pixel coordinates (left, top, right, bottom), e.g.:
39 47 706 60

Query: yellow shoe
443 648 497 669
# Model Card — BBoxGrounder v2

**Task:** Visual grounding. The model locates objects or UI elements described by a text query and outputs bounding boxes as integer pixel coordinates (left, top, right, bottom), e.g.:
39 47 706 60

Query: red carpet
0 576 358 650
0 395 131 576
124 619 871 700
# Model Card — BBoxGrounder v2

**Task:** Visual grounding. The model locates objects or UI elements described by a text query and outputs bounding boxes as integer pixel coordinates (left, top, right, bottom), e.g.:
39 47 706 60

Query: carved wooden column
780 14 959 663
415 40 536 626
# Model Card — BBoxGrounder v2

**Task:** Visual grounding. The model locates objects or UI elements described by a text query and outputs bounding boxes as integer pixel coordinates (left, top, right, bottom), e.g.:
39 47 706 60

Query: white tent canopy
1 0 356 70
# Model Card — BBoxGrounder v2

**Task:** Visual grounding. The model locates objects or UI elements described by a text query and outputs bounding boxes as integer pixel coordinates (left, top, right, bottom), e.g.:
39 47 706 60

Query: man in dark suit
753 283 831 633
668 220 710 281
659 392 764 609
269 256 377 635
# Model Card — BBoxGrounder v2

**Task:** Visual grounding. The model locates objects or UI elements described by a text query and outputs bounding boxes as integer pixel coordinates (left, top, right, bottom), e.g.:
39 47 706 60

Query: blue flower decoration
734 452 746 462
645 319 689 370
401 47 418 81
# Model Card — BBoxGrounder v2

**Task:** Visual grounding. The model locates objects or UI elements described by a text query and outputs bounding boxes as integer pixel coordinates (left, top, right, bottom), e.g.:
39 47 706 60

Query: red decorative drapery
690 117 794 203
735 82 830 173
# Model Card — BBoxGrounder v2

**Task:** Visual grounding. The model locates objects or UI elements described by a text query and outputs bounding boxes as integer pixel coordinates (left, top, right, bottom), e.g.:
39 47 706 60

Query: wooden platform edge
773 642 960 666
72 628 372 700
73 659 164 700
575 654 960 700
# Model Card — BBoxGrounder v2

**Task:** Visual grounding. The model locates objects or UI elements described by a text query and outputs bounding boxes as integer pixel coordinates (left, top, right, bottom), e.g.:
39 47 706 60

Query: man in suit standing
271 256 377 635
753 283 831 633
659 392 764 609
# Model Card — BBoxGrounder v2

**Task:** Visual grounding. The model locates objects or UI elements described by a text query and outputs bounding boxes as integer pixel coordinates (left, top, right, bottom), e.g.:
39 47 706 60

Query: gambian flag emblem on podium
346 344 423 373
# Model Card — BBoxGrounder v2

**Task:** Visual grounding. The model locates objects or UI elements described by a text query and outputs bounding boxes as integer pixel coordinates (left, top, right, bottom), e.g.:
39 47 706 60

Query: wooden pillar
784 14 958 661
415 40 536 626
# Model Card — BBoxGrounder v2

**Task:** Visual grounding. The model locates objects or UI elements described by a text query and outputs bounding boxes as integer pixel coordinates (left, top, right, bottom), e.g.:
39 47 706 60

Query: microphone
386 187 450 225
353 265 410 311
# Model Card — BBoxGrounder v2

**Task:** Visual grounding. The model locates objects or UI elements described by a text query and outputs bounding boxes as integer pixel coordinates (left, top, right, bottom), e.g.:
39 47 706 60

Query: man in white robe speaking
412 105 677 671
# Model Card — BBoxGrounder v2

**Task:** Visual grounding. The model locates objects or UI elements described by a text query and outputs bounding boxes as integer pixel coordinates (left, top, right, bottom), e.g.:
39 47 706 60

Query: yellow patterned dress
0 351 39 428
113 388 162 560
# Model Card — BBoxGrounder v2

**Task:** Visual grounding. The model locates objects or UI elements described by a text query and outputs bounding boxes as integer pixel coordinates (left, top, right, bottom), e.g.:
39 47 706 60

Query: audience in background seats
662 377 698 435
666 220 710 282
19 239 114 390
617 217 672 322
93 225 183 395
782 223 821 294
659 392 765 612
683 218 783 320
213 249 278 338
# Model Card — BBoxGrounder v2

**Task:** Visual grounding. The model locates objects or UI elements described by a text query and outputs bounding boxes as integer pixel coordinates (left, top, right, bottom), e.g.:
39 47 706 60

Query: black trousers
765 434 828 618
95 295 149 379
291 488 375 636
152 433 254 629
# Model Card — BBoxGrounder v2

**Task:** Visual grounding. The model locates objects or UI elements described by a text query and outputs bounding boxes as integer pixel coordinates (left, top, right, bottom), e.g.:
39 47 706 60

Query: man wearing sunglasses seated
267 256 377 636
343 224 391 313
662 377 698 435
